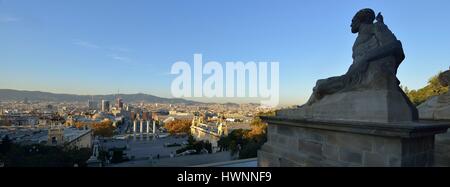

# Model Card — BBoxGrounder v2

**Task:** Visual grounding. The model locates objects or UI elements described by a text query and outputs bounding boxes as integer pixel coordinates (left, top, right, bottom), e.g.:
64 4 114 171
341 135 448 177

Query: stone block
278 90 417 123
323 145 339 161
373 137 401 155
268 134 275 143
259 116 449 167
401 156 415 167
402 137 432 157
277 135 287 145
414 153 428 167
288 137 299 149
298 139 323 157
280 151 307 164
277 125 294 136
388 156 401 167
279 157 301 167
339 148 363 165
268 124 276 132
363 152 387 166
327 132 373 152
301 130 325 143
257 150 280 167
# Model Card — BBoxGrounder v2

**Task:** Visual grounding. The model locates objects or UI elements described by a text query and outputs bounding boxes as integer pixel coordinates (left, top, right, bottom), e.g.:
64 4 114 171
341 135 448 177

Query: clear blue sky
1 0 449 106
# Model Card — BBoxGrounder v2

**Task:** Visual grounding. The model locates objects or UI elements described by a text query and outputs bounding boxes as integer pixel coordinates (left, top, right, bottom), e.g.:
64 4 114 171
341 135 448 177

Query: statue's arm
363 39 404 62
346 32 404 77
362 22 405 63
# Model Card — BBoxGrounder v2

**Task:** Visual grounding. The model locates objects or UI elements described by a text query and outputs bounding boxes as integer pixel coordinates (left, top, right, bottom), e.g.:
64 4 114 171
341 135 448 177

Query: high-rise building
88 100 98 110
116 98 124 109
101 100 110 112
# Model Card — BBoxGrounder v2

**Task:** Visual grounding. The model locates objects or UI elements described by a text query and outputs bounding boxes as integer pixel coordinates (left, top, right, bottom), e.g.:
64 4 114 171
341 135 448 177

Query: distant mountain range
0 89 201 104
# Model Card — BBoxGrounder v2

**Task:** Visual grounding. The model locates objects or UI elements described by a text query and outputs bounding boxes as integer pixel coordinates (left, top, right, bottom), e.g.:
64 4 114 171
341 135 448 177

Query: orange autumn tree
164 119 191 135
246 117 268 138
92 120 115 137
74 120 115 137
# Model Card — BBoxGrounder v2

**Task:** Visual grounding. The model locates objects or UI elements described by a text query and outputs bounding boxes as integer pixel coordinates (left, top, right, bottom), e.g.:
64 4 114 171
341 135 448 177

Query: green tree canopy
403 72 449 106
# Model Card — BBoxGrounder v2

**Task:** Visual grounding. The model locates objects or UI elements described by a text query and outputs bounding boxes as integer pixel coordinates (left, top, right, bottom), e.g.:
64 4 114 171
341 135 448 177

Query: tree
74 120 116 137
176 136 213 154
92 120 115 137
239 138 265 159
110 148 126 163
248 117 267 137
0 135 12 157
0 120 11 126
2 143 91 167
401 86 410 94
217 118 268 159
187 134 196 145
403 72 449 105
164 119 191 135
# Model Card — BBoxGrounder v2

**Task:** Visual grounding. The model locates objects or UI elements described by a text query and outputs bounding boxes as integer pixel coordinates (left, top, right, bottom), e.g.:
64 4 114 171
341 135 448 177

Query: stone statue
438 69 450 87
307 9 405 105
277 8 418 123
418 68 450 120
258 8 450 168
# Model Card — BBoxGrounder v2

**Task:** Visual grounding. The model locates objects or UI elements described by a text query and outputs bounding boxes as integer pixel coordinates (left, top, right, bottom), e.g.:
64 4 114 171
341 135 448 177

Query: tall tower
88 100 98 110
114 89 124 109
88 96 98 110
116 98 124 109
101 100 110 112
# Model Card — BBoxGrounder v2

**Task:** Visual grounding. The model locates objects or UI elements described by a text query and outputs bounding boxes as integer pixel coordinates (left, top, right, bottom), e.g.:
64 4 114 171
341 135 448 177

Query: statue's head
351 8 375 33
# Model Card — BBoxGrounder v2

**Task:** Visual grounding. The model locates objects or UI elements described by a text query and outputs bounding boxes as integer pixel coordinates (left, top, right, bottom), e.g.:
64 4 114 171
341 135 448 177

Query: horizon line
0 88 293 107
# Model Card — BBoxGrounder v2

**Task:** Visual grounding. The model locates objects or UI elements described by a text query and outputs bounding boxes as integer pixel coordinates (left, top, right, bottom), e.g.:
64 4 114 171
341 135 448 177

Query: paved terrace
109 151 233 167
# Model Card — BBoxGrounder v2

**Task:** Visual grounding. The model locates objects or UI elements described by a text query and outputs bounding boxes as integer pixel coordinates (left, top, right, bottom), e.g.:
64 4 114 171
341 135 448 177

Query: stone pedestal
258 116 449 167
418 93 450 120
285 89 417 123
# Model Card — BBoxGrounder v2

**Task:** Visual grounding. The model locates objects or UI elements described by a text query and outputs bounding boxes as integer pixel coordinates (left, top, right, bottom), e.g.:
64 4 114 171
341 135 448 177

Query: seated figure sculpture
307 9 404 104
278 8 418 123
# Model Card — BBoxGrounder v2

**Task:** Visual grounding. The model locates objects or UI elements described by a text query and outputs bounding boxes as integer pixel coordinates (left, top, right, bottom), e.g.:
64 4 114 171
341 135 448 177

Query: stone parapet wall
258 117 448 167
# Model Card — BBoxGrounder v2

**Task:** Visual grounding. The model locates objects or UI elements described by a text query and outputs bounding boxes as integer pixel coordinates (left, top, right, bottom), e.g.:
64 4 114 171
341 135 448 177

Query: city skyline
1 0 449 106
0 88 270 107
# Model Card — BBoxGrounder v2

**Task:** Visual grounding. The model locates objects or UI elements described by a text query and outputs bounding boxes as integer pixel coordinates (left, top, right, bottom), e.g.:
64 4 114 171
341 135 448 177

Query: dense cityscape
0 91 276 167
2 4 450 186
